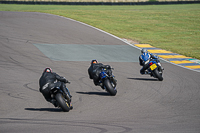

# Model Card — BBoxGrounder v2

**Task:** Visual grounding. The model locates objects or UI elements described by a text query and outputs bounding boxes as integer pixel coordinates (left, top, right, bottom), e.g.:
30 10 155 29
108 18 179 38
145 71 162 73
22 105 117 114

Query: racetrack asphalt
0 11 200 133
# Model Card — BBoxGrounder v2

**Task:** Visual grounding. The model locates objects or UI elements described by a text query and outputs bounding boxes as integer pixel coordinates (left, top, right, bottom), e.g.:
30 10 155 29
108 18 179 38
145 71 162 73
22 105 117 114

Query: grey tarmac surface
0 11 200 133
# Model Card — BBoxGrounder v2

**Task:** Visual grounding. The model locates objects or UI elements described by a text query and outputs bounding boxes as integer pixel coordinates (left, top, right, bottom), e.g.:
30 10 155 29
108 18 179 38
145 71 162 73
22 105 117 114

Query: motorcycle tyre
153 69 163 81
104 79 117 96
55 93 70 112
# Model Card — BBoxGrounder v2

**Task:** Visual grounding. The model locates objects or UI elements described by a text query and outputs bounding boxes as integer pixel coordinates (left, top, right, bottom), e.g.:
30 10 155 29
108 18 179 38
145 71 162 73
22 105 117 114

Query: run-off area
34 44 141 62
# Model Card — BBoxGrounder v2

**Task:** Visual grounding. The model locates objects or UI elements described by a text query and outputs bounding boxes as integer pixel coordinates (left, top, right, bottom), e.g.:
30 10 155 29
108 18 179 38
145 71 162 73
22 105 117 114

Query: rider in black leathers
39 67 72 108
88 60 112 88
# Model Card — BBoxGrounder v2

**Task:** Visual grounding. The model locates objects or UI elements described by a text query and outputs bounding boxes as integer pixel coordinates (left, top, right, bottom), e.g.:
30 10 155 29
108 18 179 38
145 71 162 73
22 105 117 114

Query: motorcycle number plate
150 64 157 70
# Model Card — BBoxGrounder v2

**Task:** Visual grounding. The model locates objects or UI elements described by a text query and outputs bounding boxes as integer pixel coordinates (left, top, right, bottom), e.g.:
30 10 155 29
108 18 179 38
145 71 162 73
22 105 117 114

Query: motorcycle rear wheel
55 93 70 112
153 69 163 81
104 79 117 96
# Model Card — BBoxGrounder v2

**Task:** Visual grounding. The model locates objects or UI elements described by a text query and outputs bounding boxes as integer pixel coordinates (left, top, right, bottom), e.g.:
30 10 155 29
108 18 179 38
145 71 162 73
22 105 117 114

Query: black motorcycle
50 82 72 112
99 66 117 96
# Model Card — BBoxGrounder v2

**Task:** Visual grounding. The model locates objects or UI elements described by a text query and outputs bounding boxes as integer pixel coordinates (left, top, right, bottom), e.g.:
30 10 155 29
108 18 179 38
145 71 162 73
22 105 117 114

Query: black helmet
44 67 52 73
91 59 98 64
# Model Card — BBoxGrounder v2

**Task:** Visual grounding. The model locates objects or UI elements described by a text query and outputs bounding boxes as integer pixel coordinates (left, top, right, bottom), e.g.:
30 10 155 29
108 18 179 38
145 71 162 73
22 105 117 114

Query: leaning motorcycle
143 56 164 81
99 66 117 96
50 82 72 112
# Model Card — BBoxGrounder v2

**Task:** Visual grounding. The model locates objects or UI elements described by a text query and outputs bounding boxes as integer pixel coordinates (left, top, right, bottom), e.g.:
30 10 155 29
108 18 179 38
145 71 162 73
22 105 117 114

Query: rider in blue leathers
139 48 158 74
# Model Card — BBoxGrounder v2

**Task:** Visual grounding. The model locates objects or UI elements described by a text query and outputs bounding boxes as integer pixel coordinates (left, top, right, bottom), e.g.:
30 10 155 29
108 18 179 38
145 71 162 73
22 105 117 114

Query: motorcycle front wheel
55 93 70 112
104 79 117 96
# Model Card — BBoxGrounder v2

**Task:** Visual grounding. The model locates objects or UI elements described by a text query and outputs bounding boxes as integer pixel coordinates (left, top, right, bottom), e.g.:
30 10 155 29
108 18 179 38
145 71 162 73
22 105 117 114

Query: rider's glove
105 65 111 69
64 79 68 83
65 80 70 84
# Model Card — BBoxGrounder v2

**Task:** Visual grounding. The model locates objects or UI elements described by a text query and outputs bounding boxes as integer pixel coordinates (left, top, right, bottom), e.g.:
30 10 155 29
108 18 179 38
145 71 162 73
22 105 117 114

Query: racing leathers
139 52 158 74
39 71 71 106
88 63 112 86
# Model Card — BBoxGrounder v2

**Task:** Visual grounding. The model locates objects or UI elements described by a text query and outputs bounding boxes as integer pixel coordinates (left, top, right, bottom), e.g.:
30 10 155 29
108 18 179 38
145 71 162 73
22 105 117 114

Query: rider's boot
70 102 73 110
99 83 104 89
145 71 149 75
50 99 58 107
140 69 146 75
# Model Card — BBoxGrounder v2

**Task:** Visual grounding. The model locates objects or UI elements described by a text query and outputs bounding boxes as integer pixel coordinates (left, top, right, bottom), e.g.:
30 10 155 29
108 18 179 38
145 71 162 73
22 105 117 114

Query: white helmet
44 67 52 73
141 48 148 54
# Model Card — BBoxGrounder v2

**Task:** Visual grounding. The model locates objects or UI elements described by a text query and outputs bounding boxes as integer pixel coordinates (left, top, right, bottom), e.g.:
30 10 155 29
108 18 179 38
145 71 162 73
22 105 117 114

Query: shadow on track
25 108 62 112
127 77 158 81
76 91 110 96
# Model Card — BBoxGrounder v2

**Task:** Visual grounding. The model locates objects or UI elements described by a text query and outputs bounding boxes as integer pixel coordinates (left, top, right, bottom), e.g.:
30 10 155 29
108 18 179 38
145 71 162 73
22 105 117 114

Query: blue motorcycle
99 66 117 96
141 53 164 81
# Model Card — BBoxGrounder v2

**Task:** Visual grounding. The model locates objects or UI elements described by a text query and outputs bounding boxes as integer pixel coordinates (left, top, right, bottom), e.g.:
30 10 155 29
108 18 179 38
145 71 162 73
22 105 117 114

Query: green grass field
0 4 200 59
